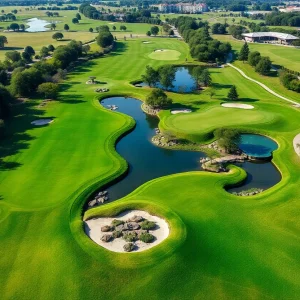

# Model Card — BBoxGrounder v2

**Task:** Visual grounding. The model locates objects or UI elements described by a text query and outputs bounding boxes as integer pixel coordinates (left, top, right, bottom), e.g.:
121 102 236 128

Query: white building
242 32 299 45
158 3 208 14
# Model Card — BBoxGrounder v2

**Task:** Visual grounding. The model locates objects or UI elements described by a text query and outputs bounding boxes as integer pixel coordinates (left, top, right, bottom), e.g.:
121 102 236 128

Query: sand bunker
154 49 168 52
293 133 300 157
221 103 254 110
171 109 192 114
143 41 151 44
84 210 169 253
31 119 53 126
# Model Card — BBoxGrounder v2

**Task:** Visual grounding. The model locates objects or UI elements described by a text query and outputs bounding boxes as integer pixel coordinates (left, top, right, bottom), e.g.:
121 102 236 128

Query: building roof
242 32 299 40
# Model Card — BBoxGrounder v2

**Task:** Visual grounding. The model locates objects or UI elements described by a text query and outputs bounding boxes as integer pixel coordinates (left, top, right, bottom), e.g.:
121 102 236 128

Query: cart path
227 63 300 106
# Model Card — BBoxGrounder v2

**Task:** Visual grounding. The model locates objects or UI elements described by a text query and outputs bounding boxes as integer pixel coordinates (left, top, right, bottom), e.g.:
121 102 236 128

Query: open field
0 31 97 61
214 34 300 72
0 36 300 300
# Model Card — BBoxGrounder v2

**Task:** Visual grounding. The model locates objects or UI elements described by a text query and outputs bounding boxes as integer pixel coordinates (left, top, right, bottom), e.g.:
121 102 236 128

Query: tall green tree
255 56 272 75
150 26 159 36
76 13 81 20
200 69 212 87
37 82 59 99
238 42 249 62
227 85 239 100
215 128 241 153
96 31 114 48
24 46 35 57
5 51 21 62
0 36 8 48
158 65 175 90
9 23 19 31
64 24 69 31
145 88 172 109
72 18 79 24
248 51 261 66
0 84 13 120
40 46 50 58
52 32 64 40
141 66 159 87
192 66 204 88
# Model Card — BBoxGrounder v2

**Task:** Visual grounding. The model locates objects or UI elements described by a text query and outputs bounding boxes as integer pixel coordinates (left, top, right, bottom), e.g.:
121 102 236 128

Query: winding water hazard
93 97 281 203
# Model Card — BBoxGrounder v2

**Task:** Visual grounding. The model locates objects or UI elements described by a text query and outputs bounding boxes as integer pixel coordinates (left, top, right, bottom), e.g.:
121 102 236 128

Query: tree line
171 16 232 63
79 2 161 25
238 43 299 93
239 43 272 76
265 12 300 27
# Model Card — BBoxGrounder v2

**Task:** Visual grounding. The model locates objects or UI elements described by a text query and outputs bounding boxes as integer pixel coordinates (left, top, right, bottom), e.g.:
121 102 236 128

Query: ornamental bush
140 220 156 230
139 232 155 243
111 219 124 227
123 232 137 242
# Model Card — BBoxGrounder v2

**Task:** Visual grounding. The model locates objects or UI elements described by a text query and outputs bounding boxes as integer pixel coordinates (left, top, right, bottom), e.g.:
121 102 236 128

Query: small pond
136 67 197 93
93 97 281 202
26 18 51 32
239 134 278 158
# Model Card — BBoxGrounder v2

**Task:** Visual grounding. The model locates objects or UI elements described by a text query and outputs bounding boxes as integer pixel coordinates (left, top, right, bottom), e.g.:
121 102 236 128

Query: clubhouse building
242 32 299 45
158 3 208 13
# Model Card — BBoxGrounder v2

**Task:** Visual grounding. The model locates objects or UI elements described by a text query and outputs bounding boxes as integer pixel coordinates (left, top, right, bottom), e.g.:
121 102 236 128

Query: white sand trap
143 41 151 44
171 109 192 114
154 49 168 52
31 119 53 126
84 210 169 253
221 103 254 110
293 133 300 157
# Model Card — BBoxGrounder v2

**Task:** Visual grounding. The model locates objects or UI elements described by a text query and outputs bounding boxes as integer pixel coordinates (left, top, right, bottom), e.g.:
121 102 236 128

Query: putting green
161 106 280 141
148 49 181 60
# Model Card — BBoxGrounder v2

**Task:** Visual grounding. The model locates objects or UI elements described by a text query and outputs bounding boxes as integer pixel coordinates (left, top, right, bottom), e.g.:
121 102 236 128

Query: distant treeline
265 12 300 27
37 6 78 11
170 16 232 63
79 2 161 24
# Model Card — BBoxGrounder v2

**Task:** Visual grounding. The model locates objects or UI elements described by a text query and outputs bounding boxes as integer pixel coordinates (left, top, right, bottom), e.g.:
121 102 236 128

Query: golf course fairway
0 38 299 299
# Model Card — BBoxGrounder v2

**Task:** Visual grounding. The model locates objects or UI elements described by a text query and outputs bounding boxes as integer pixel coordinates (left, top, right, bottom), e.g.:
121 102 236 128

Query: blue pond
138 67 196 93
26 18 51 32
239 134 278 158
95 97 281 201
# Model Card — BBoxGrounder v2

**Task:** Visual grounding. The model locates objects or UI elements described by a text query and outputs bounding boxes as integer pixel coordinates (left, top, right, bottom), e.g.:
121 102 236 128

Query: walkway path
227 63 300 106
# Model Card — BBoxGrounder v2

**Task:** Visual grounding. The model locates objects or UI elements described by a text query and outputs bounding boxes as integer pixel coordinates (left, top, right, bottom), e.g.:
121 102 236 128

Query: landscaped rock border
84 210 169 253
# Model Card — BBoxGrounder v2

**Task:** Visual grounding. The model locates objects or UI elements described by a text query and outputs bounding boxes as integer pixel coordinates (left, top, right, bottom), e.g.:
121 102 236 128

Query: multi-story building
158 3 208 14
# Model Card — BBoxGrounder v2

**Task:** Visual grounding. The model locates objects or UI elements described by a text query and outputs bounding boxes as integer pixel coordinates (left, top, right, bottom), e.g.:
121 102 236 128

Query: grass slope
214 34 300 72
0 38 299 300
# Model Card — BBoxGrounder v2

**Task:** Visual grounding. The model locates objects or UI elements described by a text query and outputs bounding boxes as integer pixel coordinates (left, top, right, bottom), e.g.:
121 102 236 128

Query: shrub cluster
279 71 300 93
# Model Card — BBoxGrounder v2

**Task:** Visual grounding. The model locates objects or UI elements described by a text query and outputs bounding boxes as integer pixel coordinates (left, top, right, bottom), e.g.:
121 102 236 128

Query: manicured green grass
214 34 300 72
148 49 182 60
0 37 300 300
0 31 97 61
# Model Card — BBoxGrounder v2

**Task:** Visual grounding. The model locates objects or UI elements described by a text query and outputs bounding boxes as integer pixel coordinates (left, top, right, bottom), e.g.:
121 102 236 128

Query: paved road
227 63 300 106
